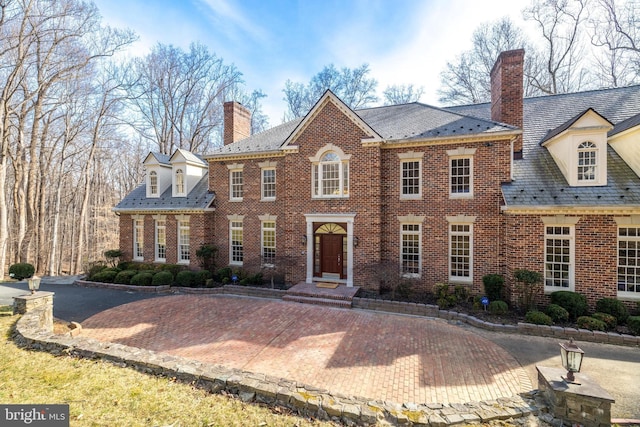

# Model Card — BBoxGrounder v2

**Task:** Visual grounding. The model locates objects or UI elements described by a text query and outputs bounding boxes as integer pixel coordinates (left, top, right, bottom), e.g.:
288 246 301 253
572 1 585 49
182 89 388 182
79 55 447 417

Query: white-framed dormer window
175 168 185 195
577 141 597 182
447 147 476 199
309 144 351 198
228 215 244 266
615 217 640 300
447 215 476 283
542 216 579 293
153 215 167 262
133 215 144 261
177 216 190 264
149 171 159 197
398 151 423 200
227 163 244 202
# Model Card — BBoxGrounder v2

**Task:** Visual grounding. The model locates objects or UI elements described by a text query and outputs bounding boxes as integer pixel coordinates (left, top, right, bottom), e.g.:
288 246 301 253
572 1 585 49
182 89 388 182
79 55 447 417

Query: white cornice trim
205 151 286 162
502 205 640 215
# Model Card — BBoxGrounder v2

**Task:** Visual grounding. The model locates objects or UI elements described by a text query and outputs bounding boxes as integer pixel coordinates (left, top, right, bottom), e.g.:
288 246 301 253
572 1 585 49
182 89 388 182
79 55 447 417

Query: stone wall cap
536 366 615 402
13 291 55 300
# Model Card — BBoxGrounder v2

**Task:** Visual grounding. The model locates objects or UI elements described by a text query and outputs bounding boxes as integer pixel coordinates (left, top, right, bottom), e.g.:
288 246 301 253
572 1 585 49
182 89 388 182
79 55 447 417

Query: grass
0 308 336 427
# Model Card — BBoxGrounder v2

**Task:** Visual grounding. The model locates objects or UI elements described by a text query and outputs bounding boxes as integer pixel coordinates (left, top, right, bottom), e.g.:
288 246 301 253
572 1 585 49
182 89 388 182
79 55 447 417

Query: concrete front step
285 290 354 301
282 294 353 308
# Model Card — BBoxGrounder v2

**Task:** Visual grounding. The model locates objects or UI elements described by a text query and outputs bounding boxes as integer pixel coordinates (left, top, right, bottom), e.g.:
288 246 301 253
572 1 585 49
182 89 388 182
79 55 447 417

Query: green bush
437 295 457 309
592 312 617 330
175 270 196 287
454 285 469 302
104 249 123 267
216 267 233 282
91 270 118 283
130 272 154 286
195 270 212 287
152 271 174 286
627 316 640 335
550 291 588 320
86 262 107 280
577 316 606 332
545 304 570 324
9 263 35 280
595 298 629 323
113 270 138 285
158 264 184 278
488 300 509 315
525 310 553 326
196 244 217 271
482 274 504 302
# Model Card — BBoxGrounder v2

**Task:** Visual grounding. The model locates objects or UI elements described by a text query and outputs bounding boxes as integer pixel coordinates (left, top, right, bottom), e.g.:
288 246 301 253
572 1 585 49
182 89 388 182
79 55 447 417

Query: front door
321 234 343 279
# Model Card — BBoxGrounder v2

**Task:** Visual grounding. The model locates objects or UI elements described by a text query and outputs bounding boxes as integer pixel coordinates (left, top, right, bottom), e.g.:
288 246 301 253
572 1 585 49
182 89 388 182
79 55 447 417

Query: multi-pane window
450 224 472 281
450 157 472 195
261 221 276 266
230 220 243 265
545 226 573 290
149 171 158 196
175 169 185 194
155 219 166 261
230 170 243 200
178 220 190 263
618 227 640 295
262 168 276 200
401 223 421 276
401 160 421 198
133 218 144 260
577 141 597 182
312 151 349 197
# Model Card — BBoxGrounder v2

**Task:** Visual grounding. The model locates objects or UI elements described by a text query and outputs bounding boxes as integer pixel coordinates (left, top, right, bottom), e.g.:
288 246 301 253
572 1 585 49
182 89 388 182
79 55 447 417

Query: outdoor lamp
28 276 41 294
302 235 307 246
559 338 584 384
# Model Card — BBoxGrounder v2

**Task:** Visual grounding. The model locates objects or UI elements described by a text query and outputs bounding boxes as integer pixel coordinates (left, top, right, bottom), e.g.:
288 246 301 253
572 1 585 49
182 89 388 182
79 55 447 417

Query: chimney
490 49 524 159
223 101 251 146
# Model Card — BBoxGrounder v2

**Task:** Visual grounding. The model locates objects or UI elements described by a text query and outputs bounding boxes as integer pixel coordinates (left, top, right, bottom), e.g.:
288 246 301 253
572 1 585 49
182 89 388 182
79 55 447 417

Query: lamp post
559 338 584 384
27 276 41 294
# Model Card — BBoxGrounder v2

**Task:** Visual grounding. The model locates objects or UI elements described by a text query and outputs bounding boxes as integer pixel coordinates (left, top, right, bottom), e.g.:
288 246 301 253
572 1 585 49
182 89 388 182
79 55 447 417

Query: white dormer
608 114 640 178
143 152 172 198
541 109 613 187
169 149 207 197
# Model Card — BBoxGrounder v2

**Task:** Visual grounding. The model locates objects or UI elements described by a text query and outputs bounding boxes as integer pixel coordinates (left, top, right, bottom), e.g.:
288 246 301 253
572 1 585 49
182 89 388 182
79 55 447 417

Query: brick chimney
490 49 524 159
223 101 251 146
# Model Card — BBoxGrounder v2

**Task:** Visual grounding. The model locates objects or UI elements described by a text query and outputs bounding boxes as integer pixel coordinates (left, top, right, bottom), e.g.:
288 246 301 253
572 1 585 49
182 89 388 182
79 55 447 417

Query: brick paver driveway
81 295 531 405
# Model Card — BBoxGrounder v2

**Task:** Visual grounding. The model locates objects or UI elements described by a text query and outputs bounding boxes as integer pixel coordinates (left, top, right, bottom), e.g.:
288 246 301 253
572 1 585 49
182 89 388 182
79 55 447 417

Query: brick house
115 50 640 308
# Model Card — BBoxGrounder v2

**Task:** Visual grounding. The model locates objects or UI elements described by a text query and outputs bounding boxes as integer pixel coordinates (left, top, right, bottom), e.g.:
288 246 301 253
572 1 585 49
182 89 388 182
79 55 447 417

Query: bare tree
382 84 425 105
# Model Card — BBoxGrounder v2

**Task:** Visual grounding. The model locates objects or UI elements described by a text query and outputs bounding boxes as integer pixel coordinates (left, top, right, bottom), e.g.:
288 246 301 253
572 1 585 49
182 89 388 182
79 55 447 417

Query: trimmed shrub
9 263 35 280
592 312 617 330
113 270 138 285
550 291 588 320
158 264 184 279
215 267 232 282
482 274 504 302
577 316 606 332
488 300 509 315
152 271 174 286
104 249 123 267
86 262 107 280
595 298 629 323
130 272 153 286
525 310 553 326
195 270 212 287
627 316 640 335
175 270 196 287
545 304 570 324
91 270 118 283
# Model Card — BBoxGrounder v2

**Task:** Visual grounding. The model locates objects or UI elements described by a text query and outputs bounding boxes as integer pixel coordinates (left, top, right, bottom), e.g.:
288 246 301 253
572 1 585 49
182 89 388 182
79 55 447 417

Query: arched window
577 141 597 181
311 149 349 198
149 171 158 196
175 169 184 194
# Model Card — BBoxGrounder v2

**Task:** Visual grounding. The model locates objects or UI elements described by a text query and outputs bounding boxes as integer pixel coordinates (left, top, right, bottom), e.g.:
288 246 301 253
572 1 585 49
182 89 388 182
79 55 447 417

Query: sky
92 0 534 125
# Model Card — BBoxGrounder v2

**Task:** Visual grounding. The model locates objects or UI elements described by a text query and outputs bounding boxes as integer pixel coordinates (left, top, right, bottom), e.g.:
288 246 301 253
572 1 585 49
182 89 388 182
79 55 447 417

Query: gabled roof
113 173 214 213
539 108 613 146
143 152 171 166
610 112 640 137
169 148 207 166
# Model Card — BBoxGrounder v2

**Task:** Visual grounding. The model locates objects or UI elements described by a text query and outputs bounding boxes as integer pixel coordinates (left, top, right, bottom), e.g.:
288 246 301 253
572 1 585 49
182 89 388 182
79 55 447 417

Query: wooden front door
320 234 344 279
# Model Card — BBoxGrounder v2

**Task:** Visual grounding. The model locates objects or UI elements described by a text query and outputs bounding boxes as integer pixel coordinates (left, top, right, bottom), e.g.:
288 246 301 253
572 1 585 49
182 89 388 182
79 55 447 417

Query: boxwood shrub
627 316 640 335
488 300 509 315
113 270 138 285
175 270 196 287
152 271 174 286
545 304 569 324
550 291 588 320
130 272 153 286
91 270 118 283
592 312 617 330
525 310 553 326
9 263 35 280
577 316 607 331
195 270 212 287
482 274 504 302
595 298 629 323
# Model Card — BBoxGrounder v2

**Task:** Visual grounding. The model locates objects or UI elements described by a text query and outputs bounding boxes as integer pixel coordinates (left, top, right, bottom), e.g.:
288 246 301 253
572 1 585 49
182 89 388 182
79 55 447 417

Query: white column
305 220 314 283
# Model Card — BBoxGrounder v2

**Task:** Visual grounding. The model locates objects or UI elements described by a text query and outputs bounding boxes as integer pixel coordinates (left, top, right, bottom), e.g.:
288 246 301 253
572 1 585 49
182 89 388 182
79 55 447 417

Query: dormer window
577 142 597 182
175 169 185 195
149 171 158 196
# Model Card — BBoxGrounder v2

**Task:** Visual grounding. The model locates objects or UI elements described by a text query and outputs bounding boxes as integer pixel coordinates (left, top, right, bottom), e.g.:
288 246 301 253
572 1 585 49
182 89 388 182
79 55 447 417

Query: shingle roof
113 173 214 213
448 85 640 208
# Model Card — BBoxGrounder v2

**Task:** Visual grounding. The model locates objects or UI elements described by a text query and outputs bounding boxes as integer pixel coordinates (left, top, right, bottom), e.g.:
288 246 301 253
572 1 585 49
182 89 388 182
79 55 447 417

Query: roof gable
143 152 171 167
169 148 207 167
540 108 613 147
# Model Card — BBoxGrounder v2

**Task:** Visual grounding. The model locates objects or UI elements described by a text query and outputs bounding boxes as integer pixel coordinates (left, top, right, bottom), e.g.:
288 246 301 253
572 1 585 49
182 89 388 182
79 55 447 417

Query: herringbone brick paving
81 295 531 404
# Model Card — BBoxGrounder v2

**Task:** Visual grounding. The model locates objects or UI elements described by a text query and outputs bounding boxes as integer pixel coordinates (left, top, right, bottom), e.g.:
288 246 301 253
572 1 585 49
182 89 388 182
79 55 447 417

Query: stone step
285 289 355 301
282 295 352 308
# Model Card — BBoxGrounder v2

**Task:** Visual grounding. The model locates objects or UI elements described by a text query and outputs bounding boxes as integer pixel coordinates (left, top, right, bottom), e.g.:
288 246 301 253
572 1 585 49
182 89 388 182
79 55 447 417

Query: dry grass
0 309 336 427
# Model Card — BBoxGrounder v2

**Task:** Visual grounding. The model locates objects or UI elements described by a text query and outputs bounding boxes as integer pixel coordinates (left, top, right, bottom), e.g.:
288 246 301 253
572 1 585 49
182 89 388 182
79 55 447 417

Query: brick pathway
81 295 531 404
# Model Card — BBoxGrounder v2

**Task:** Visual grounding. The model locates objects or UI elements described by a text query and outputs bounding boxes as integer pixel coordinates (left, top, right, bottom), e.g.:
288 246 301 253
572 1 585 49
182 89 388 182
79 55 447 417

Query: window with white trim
230 170 243 201
155 218 166 262
400 223 421 277
261 168 276 200
618 226 640 297
449 223 473 282
149 171 158 196
312 151 349 198
545 226 574 290
577 141 597 182
261 221 276 266
133 218 144 261
175 168 185 195
178 219 190 263
401 160 421 198
230 220 243 265
450 157 472 196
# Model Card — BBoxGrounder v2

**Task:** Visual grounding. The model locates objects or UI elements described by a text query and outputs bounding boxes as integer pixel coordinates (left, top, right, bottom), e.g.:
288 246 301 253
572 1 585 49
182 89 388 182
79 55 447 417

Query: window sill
400 194 422 200
402 273 421 279
449 193 473 199
154 259 166 263
449 277 472 284
133 257 144 262
229 261 243 266
229 198 244 202
617 291 640 301
312 195 349 200
177 260 190 265
544 286 573 294
261 198 276 202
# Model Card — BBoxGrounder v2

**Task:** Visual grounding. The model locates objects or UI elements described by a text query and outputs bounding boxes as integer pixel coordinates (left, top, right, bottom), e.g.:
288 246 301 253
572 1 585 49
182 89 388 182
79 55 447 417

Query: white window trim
132 215 144 261
148 171 159 198
176 215 190 265
227 163 244 202
259 214 277 268
398 151 423 200
174 168 186 197
261 168 276 201
309 144 351 199
542 216 579 293
615 216 640 301
153 214 167 263
398 215 425 278
447 147 476 199
227 214 244 266
447 215 476 284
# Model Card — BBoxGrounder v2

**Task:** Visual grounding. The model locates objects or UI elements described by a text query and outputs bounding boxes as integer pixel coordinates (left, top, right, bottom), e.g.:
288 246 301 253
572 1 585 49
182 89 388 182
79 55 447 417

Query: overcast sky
93 0 534 124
